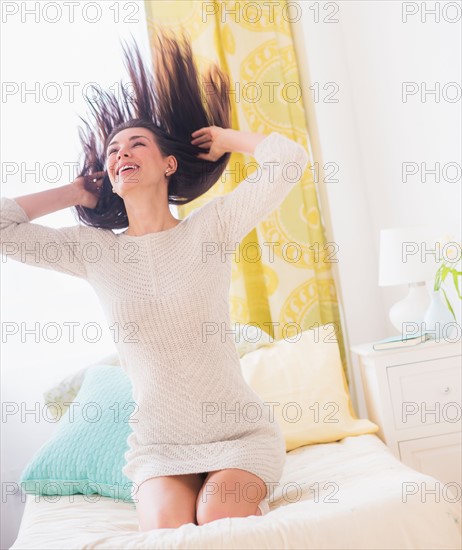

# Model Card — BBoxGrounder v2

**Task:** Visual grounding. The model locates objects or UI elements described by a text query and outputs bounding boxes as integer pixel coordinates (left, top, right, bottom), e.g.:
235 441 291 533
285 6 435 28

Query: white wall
292 0 461 411
0 4 152 548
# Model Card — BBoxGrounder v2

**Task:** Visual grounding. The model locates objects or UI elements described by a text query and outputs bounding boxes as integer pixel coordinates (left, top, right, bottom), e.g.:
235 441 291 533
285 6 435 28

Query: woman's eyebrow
107 135 150 147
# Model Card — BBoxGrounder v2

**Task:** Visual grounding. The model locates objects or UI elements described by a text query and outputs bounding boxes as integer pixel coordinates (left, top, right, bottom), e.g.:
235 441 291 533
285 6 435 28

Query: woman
0 28 308 531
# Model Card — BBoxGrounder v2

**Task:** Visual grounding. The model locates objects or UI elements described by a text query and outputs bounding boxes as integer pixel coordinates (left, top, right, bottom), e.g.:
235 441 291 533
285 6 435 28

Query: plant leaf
434 265 443 290
441 288 456 322
440 265 451 283
451 270 462 299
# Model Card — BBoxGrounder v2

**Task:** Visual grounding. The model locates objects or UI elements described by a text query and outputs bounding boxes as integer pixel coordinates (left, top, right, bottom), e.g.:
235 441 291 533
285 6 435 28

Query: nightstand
350 338 461 487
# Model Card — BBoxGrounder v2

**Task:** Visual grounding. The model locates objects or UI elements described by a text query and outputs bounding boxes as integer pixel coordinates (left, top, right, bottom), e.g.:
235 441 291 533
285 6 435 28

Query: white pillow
240 323 379 451
43 352 120 420
232 322 274 357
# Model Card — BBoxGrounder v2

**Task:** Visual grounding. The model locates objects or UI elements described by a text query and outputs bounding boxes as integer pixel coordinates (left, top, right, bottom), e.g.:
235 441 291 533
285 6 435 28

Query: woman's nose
117 149 130 160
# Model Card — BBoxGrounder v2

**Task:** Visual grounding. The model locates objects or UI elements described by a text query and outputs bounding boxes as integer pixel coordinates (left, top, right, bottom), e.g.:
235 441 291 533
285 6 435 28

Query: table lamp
378 225 442 334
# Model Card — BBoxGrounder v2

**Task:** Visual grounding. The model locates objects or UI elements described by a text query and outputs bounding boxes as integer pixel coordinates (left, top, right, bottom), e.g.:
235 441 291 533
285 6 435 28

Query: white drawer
387 356 461 431
399 431 462 488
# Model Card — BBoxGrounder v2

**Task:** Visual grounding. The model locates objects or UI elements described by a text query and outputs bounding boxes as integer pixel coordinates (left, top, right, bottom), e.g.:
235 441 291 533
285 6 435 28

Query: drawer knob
442 386 450 394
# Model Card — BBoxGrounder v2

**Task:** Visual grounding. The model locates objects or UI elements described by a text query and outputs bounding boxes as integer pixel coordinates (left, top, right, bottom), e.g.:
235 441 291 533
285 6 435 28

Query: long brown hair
74 27 232 229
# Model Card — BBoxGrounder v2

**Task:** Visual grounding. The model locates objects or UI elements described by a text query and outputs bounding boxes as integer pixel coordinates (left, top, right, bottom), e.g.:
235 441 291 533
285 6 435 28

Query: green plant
434 259 462 322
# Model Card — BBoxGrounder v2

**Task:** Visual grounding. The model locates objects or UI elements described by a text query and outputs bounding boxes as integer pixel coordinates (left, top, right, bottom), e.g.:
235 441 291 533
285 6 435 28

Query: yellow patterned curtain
143 0 348 381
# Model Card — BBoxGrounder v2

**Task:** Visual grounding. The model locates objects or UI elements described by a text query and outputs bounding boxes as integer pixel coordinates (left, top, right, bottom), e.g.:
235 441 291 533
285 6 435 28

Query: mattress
11 434 461 550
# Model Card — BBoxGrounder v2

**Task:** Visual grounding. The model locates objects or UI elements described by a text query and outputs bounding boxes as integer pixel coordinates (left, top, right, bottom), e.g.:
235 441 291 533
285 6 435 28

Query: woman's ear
166 155 178 174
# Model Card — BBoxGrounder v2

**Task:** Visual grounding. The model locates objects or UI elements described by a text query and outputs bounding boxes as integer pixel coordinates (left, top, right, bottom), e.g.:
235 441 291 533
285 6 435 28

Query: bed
11 433 461 550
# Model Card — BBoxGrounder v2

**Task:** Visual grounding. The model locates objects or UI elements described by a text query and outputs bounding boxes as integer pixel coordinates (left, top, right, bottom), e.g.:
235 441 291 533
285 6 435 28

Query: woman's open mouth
117 163 139 176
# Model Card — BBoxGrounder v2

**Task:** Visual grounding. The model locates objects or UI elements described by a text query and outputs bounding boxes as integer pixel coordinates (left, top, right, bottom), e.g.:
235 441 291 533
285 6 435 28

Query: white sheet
11 434 461 550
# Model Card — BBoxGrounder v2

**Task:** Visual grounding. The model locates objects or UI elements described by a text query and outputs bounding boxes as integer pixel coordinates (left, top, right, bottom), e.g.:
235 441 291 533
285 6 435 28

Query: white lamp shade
378 226 444 286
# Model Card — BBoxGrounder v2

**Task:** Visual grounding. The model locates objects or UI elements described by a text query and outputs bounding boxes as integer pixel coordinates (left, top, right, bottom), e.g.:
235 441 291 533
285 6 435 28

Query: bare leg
135 472 206 531
196 468 267 525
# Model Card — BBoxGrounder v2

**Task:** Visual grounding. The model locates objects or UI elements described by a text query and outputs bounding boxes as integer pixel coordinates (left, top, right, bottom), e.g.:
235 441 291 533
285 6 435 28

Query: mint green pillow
20 365 136 504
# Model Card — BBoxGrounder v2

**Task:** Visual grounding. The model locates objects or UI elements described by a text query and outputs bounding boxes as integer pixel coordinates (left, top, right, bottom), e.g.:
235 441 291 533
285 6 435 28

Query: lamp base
423 289 457 339
389 282 430 335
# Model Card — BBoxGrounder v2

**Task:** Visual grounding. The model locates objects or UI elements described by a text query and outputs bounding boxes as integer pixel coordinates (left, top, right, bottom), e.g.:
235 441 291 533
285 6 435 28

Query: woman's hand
192 127 267 158
71 171 107 209
190 126 228 161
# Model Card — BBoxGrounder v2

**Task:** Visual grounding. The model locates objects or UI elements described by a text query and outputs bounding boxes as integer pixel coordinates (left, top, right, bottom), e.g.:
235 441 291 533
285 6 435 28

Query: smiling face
105 127 176 197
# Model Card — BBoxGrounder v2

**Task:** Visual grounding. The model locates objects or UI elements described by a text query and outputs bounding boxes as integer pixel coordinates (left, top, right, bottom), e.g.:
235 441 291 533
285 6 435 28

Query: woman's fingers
191 127 209 138
192 126 223 160
191 128 214 144
191 137 211 147
191 130 210 140
83 173 106 194
196 150 214 160
86 175 103 183
87 171 106 182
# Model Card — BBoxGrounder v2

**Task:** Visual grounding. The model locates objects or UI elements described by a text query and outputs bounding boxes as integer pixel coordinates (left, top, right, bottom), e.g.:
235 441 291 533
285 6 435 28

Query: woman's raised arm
194 129 309 247
13 172 106 220
0 172 105 279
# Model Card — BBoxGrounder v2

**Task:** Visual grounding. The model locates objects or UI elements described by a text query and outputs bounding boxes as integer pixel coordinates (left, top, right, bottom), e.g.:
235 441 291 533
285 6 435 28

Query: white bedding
11 434 461 550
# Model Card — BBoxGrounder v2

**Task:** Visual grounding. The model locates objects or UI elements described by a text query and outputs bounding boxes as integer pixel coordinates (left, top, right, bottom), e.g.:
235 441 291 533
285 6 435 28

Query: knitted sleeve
0 196 88 279
215 132 309 247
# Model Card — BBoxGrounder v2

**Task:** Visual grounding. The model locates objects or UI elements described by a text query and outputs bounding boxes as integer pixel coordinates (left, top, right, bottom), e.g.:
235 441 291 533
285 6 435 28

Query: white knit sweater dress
1 132 308 495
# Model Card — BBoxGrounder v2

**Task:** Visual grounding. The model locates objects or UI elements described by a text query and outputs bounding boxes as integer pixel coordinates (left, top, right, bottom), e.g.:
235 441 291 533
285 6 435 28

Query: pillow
239 323 379 452
42 367 87 421
20 365 136 504
43 325 272 420
43 352 121 420
232 322 274 356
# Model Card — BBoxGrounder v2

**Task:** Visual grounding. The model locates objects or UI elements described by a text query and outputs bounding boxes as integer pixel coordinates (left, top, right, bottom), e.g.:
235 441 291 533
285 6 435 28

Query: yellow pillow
240 324 379 451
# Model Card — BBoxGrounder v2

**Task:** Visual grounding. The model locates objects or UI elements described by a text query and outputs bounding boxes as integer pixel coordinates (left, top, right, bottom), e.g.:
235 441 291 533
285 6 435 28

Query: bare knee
195 469 266 525
196 504 224 526
135 473 204 531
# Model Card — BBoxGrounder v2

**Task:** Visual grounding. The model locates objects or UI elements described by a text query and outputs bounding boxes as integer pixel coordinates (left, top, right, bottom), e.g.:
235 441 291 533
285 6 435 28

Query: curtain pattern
143 0 348 381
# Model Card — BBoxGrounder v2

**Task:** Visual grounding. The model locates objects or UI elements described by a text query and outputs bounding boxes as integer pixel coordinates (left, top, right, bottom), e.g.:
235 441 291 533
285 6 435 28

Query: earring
165 170 169 176
112 188 116 193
